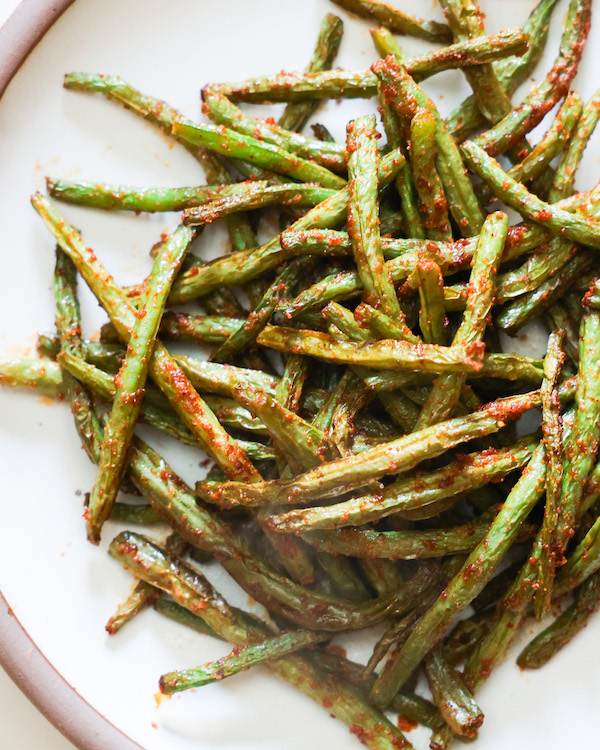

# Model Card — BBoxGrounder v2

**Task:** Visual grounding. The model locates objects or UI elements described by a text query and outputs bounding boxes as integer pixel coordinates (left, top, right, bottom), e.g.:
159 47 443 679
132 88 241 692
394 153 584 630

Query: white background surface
1 1 600 750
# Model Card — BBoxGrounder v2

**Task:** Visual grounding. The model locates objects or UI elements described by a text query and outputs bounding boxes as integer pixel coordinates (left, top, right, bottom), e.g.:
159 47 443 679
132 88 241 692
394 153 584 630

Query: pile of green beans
6 1 600 748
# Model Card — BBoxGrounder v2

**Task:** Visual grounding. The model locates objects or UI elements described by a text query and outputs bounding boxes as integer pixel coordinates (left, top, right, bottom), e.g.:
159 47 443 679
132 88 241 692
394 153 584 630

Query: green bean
216 68 376 102
365 608 425 677
274 245 460 318
376 83 425 240
239 362 374 596
319 650 443 728
269 436 537 532
368 559 467 681
322 302 373 343
38 333 124 371
182 183 337 226
221 555 422 633
495 252 594 334
63 72 209 157
52 247 102 465
459 469 596 701
330 376 372 456
105 581 158 635
547 89 600 203
330 0 451 42
378 204 405 236
108 530 264 639
0 357 64 398
472 0 592 156
201 89 345 171
60 342 279 407
158 312 244 345
276 354 307 413
231 381 326 473
160 628 330 694
302 516 528 560
313 369 358 433
199 284 250 319
353 301 418 344
109 502 162 526
409 108 451 241
279 13 344 132
84 405 315 614
215 398 316 582
311 123 335 142
564 292 585 327
424 645 484 738
174 355 279 396
86 224 192 543
518 570 600 669
446 0 560 141
561 456 598 514
52 249 82 364
27 338 544 409
544 302 580 364
347 115 400 319
554 514 600 596
196 391 550 509
438 0 511 126
408 260 447 345
173 119 344 190
313 546 373 603
417 212 508 429
45 177 266 212
477 92 583 206
495 239 578 304
212 258 311 363
32 193 259 483
154 598 219 639
224 155 288 185
193 146 260 259
199 397 268 434
321 305 420 433
373 56 484 236
451 540 543 724
534 330 566 617
444 612 493 665
371 25 529 77
462 140 600 249
63 72 338 191
370 443 547 707
17 10 600 744
257 325 482 374
555 285 600 558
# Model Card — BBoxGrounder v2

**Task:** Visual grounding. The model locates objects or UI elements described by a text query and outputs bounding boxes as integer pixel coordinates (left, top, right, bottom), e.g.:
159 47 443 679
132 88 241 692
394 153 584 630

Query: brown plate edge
0 1 142 748
0 591 144 750
0 0 76 97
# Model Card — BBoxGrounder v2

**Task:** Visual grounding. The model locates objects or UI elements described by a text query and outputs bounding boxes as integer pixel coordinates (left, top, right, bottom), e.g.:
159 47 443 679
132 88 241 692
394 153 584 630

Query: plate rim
0 590 143 749
0 0 73 97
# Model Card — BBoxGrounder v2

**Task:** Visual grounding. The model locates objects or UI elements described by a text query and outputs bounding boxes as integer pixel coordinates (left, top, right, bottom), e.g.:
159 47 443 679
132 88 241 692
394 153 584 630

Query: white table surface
0 5 76 748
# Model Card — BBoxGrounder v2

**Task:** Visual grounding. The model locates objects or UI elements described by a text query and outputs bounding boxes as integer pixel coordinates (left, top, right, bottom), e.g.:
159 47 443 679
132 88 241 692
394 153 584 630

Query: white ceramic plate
1 1 600 749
